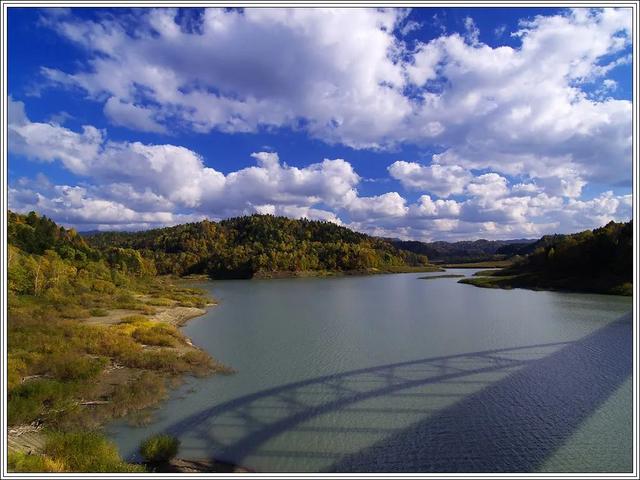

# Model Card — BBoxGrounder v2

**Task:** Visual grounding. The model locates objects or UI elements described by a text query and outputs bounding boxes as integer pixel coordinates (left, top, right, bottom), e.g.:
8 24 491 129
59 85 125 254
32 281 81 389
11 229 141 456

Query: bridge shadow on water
163 313 632 473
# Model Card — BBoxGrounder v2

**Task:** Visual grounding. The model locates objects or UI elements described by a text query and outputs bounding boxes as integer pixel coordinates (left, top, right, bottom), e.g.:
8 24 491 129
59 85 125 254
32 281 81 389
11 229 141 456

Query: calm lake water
107 270 633 473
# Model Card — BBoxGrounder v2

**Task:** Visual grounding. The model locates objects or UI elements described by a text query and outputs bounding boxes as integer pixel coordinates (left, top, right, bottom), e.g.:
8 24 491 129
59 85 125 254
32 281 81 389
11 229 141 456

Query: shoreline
185 265 445 281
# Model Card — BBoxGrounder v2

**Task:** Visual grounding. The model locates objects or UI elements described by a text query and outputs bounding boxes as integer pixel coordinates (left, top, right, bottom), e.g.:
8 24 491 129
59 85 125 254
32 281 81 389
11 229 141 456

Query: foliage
139 434 180 463
85 214 430 278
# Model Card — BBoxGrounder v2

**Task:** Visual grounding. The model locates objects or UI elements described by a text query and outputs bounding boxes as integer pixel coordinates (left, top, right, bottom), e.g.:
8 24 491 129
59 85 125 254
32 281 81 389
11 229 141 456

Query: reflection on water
106 270 632 472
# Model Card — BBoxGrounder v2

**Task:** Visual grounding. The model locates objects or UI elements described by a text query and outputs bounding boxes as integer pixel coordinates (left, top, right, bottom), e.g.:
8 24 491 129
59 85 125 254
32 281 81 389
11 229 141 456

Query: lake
106 269 633 473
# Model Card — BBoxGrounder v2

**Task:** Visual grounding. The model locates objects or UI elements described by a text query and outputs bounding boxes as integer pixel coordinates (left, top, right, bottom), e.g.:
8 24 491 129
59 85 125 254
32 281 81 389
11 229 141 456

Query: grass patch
144 297 174 307
42 431 145 472
8 451 67 473
132 324 181 347
472 269 500 277
118 314 148 324
458 275 519 289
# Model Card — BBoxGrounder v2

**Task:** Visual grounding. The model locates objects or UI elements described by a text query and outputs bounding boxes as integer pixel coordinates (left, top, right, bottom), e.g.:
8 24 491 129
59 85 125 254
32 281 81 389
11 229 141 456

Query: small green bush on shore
139 434 180 463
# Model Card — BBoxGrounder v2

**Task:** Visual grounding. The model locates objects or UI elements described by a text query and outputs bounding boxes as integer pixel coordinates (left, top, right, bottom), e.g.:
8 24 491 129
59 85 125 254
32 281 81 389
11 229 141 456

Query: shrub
139 434 180 463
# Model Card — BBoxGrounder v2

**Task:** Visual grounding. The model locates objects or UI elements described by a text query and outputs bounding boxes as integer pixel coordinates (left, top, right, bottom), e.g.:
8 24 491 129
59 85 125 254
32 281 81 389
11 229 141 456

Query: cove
106 269 633 473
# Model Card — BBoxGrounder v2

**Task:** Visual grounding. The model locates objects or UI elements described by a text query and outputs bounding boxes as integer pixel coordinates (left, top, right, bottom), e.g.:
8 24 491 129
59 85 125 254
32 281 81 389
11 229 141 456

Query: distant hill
460 221 632 295
85 214 431 278
389 238 536 264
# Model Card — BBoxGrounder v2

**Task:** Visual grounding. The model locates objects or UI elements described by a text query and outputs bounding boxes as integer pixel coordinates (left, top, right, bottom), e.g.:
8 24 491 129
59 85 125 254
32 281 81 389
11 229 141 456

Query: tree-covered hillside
85 215 431 278
460 221 633 295
389 238 535 264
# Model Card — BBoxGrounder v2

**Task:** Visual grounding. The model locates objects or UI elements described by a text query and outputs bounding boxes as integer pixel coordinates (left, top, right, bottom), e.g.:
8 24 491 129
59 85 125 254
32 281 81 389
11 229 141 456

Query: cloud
399 19 422 36
388 161 471 197
347 192 408 221
8 98 359 222
41 8 412 149
463 16 480 45
465 173 509 199
413 8 633 188
36 7 632 193
8 183 204 231
494 24 506 38
9 6 634 245
103 97 167 133
409 195 461 218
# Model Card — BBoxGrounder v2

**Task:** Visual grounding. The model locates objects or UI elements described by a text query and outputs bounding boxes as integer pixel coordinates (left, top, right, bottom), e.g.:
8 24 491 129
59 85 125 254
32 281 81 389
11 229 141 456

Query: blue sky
7 7 633 240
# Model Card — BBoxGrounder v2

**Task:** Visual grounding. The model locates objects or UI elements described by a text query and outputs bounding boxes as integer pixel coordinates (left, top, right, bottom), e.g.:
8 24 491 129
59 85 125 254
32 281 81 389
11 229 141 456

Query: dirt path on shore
83 305 208 327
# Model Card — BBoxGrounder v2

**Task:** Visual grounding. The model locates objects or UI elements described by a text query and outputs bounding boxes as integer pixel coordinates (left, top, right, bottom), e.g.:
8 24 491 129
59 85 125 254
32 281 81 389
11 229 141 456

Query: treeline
389 238 535 264
85 215 430 278
462 221 633 295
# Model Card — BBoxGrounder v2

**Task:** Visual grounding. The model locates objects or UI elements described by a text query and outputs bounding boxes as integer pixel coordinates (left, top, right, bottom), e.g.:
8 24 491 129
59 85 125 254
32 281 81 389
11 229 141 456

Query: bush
139 434 180 463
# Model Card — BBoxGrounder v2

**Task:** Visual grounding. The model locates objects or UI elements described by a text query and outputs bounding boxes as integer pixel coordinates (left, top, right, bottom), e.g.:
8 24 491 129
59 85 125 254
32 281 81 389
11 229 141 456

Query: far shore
182 265 444 281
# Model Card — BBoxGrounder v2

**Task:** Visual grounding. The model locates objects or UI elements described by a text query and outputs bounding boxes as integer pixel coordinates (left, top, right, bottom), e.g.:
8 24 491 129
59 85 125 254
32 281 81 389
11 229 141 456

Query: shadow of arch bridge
163 313 632 473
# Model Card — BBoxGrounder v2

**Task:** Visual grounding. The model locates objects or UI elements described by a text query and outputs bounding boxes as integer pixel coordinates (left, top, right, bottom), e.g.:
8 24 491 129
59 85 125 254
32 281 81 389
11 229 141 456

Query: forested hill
84 214 430 278
389 238 536 264
461 220 633 295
